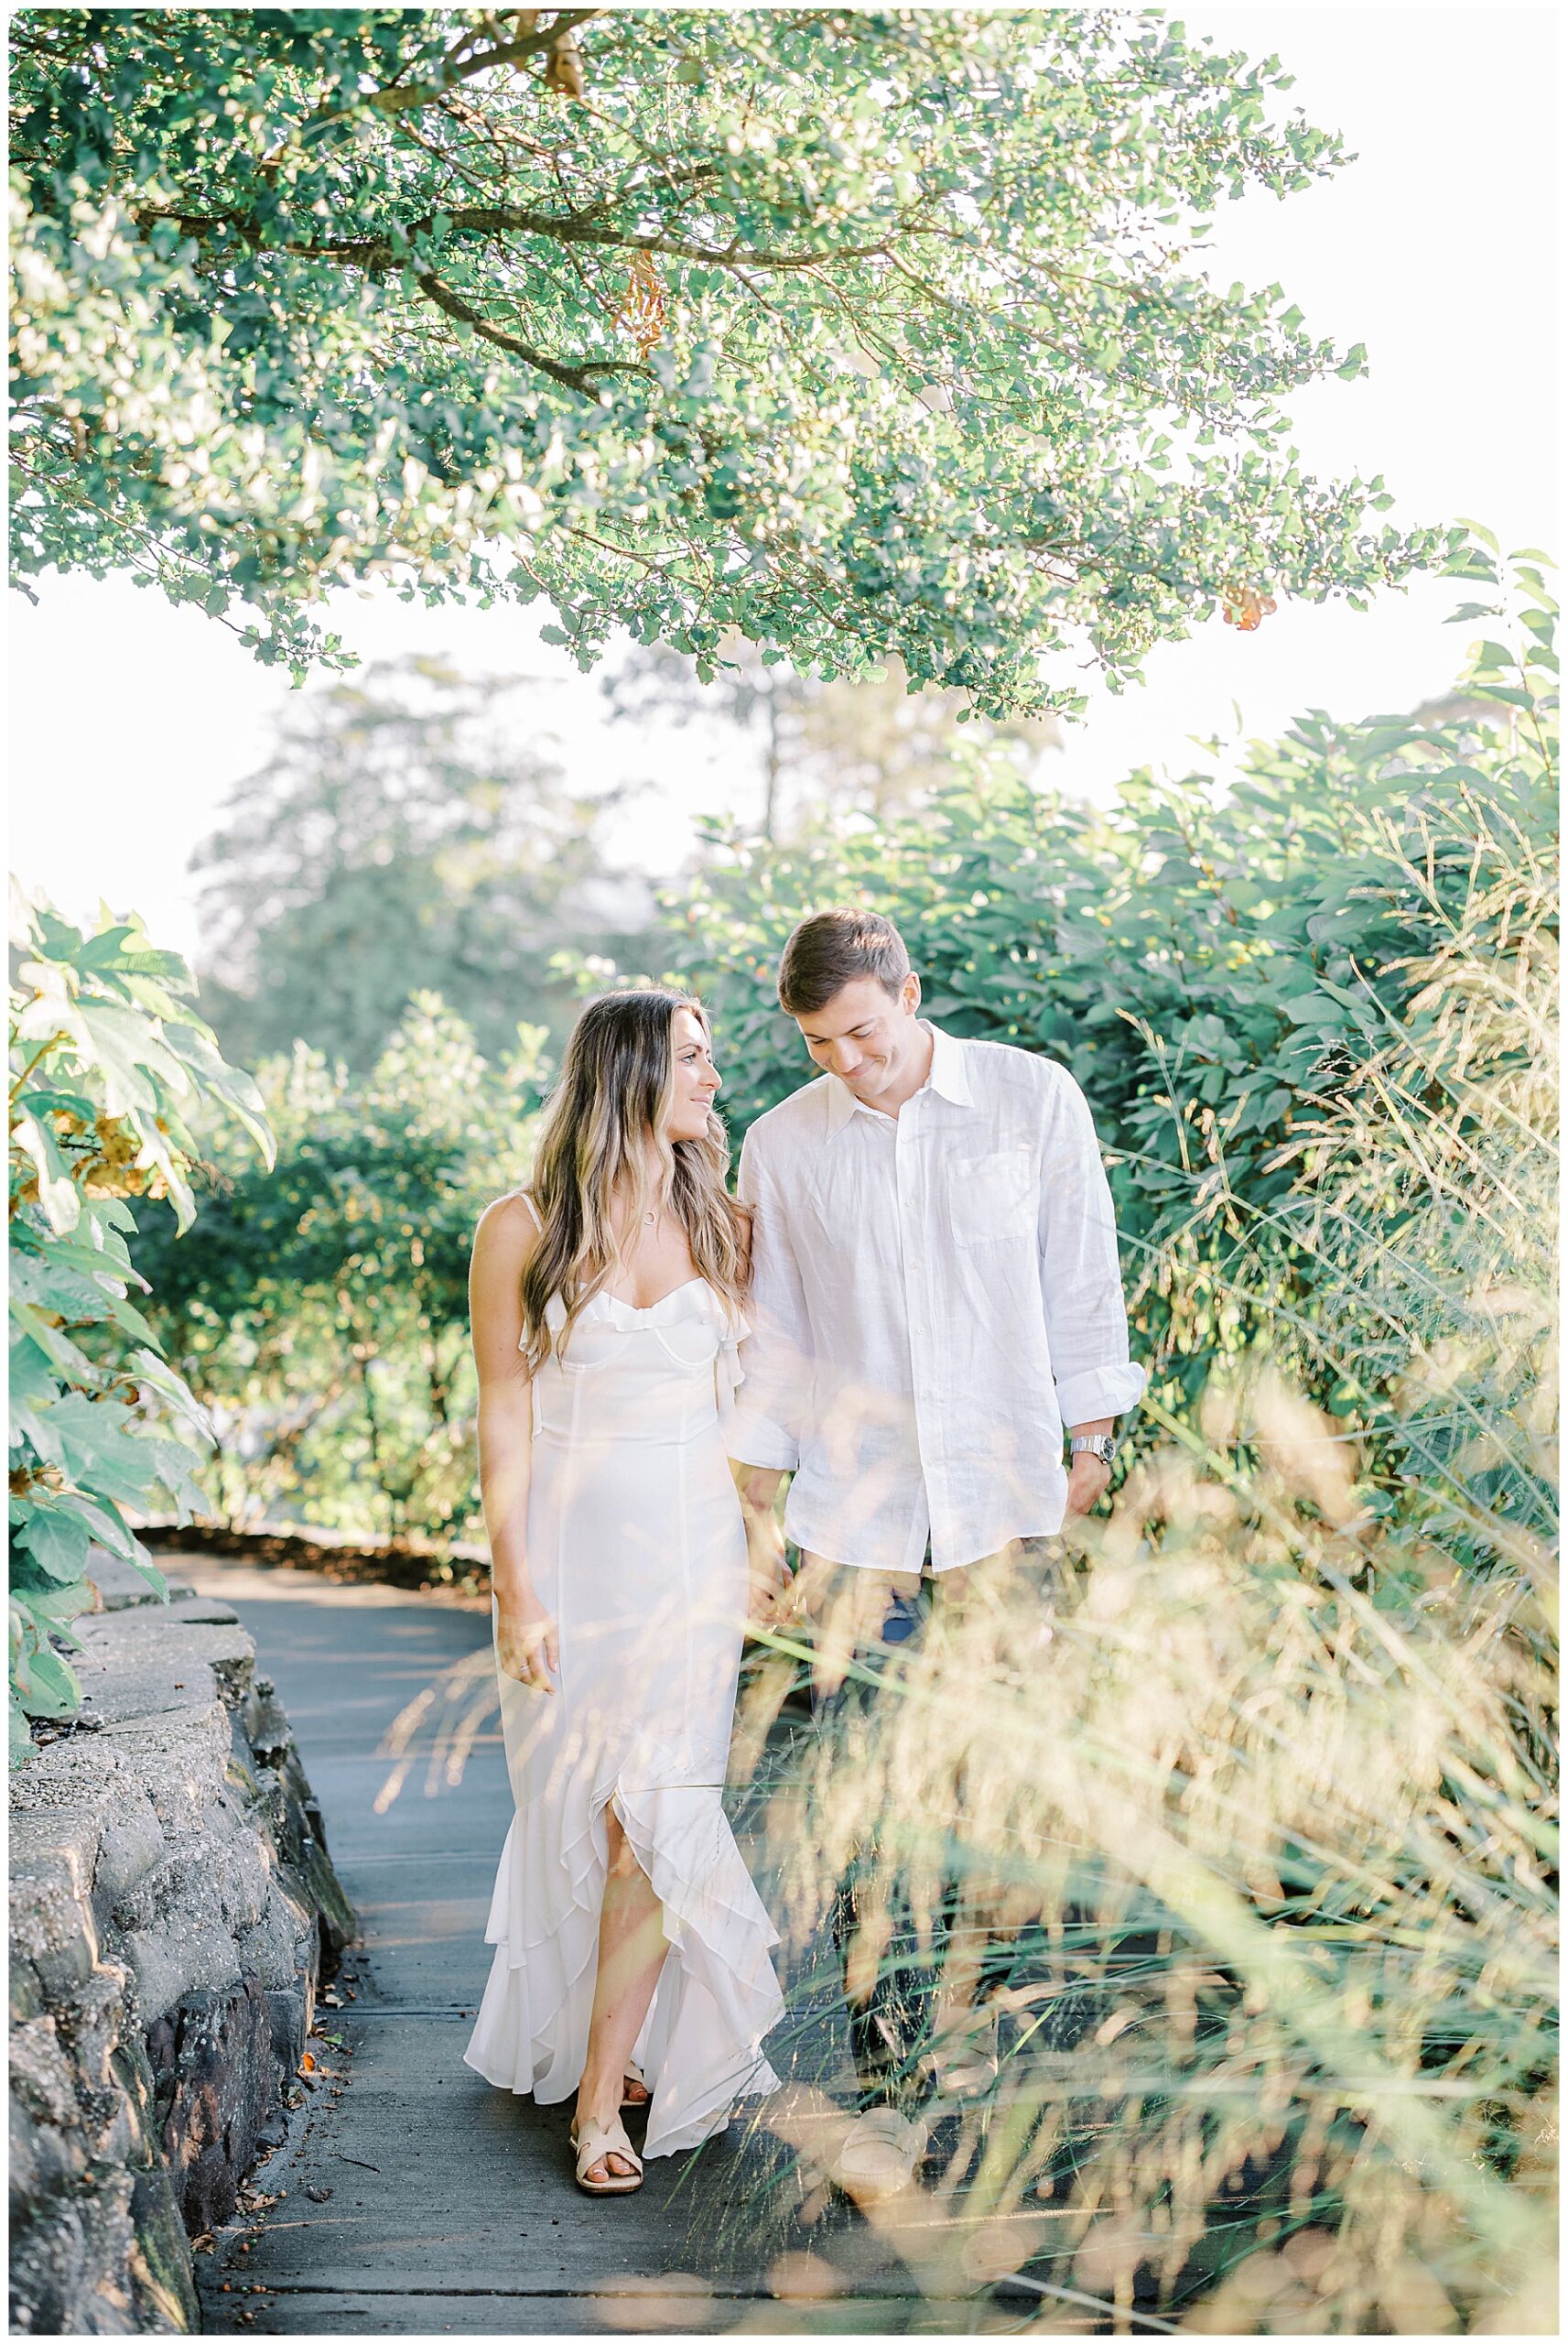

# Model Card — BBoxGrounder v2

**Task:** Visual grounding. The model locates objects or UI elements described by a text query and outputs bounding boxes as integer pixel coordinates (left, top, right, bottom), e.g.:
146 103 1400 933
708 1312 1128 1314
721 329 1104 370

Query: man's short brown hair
777 908 913 1016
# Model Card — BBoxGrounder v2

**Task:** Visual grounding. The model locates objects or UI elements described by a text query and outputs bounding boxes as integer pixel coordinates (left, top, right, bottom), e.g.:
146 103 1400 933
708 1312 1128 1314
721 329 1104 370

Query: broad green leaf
11 1504 94 1585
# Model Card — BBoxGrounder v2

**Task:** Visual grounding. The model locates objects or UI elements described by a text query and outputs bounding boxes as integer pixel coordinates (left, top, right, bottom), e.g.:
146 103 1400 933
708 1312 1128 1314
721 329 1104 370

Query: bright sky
7 5 1561 960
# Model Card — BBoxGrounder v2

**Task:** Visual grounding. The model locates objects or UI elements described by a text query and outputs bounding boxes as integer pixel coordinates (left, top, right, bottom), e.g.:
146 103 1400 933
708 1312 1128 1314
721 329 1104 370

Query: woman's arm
470 1193 558 1691
728 1133 809 1482
730 1198 791 1622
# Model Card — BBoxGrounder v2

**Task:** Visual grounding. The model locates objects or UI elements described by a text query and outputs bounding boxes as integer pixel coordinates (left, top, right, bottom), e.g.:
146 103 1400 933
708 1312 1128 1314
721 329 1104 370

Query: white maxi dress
463 1273 784 2156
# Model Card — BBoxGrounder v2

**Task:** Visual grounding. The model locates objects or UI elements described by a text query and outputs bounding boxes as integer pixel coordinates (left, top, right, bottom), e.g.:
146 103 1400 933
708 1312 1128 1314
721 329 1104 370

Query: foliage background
6 4 1556 2323
133 543 1556 1583
7 897 272 1756
136 996 538 1545
13 6 1441 694
191 654 647 1069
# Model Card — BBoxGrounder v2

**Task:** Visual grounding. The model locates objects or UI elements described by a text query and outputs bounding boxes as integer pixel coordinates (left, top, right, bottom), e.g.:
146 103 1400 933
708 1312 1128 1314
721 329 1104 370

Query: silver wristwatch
1069 1433 1118 1467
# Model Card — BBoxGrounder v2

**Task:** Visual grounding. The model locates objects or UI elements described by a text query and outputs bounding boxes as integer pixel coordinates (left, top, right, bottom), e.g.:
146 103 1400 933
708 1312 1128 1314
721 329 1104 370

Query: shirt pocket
946 1145 1038 1247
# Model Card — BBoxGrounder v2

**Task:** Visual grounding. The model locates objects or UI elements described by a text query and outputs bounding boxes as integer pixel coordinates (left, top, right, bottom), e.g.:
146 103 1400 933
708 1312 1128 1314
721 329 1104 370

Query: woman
462 990 785 2195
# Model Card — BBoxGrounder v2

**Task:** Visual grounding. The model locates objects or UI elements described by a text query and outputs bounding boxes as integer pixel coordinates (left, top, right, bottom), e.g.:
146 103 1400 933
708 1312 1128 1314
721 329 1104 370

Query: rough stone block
8 2168 139 2336
147 1977 276 2234
8 1564 353 2335
8 1836 103 2003
8 2073 90 2211
239 1888 316 1991
84 1554 196 1614
264 1985 308 2078
93 1793 167 1910
121 1919 244 2029
127 2168 200 2332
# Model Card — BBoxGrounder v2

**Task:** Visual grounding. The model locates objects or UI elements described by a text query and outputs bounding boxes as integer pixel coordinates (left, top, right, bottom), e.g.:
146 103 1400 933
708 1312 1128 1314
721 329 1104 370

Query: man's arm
1038 1068 1147 1509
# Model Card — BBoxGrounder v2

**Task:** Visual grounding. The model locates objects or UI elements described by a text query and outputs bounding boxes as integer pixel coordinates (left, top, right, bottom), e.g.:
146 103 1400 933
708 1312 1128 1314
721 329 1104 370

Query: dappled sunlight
374 1644 500 1811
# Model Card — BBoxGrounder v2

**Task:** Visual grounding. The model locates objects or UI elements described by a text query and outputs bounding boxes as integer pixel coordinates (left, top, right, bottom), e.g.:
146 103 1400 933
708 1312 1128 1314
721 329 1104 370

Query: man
729 907 1146 2194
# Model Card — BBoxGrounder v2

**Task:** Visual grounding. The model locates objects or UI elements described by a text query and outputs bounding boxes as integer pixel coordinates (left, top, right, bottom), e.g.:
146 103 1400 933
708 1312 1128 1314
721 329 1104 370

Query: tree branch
306 11 604 133
132 197 908 278
412 269 640 387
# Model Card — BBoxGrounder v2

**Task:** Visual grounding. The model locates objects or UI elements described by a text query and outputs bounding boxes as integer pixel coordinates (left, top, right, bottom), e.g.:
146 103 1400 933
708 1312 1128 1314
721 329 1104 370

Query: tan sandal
571 2113 643 2195
621 2061 650 2109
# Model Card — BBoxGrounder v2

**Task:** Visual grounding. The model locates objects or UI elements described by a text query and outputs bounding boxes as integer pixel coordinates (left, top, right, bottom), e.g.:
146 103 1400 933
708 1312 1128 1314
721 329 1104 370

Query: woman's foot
622 2066 651 2108
573 2085 642 2186
570 2110 643 2194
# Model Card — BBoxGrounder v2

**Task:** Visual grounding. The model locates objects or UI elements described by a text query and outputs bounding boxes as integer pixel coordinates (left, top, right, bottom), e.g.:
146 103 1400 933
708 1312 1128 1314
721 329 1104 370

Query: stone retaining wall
8 1557 354 2334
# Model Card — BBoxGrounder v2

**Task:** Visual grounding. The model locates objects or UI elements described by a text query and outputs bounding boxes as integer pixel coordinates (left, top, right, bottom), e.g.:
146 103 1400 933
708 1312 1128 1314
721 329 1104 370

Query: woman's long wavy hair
518 990 749 1372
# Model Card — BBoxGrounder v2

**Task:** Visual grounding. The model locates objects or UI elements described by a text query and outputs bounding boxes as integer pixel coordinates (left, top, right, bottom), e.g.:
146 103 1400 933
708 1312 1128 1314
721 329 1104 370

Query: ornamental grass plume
730 774 1557 2333
738 1437 1554 2332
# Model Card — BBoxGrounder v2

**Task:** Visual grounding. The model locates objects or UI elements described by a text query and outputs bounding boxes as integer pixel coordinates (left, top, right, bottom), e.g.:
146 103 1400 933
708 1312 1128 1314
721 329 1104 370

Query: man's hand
1064 1419 1117 1519
1064 1451 1111 1518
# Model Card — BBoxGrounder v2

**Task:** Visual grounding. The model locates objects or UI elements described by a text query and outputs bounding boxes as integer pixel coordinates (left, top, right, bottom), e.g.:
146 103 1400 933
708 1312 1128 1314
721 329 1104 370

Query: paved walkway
179 1554 975 2338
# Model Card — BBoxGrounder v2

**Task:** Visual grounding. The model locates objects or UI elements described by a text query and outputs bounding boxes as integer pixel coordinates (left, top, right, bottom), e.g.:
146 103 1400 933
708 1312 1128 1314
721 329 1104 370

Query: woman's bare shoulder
473 1189 544 1260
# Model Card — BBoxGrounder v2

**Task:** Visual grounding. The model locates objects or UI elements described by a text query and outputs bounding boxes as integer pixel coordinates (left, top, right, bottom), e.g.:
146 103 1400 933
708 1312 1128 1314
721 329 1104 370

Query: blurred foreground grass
727 760 1558 2334
373 727 1556 2334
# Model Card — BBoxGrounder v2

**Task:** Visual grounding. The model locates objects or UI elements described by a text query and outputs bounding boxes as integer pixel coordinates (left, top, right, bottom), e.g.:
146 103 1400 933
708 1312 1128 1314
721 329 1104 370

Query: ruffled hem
496 1747 777 1959
462 1776 784 2158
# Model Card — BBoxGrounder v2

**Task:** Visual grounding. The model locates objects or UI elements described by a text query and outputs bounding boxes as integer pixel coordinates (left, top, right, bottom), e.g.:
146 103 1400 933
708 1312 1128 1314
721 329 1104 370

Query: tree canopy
12 7 1443 708
191 654 647 1069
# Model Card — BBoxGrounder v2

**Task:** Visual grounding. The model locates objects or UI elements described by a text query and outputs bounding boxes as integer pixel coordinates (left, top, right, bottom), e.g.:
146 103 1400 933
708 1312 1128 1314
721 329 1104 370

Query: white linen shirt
730 1023 1147 1573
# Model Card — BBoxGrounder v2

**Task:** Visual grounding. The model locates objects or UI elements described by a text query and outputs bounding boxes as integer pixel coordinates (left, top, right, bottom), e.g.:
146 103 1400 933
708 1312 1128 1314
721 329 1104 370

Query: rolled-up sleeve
729 1130 810 1470
1038 1067 1148 1427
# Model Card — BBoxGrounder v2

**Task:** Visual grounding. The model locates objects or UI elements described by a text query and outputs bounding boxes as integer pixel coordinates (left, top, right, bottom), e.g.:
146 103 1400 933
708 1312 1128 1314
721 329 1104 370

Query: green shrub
654 541 1557 1503
136 996 541 1545
7 891 272 1762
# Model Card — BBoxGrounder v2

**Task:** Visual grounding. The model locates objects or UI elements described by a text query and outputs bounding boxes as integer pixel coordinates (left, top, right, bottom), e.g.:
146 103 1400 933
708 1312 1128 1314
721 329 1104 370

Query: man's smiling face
793 972 925 1111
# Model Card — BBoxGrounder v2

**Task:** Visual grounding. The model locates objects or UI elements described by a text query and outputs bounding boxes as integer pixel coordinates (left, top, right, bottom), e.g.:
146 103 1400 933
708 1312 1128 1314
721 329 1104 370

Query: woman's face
664 1006 721 1142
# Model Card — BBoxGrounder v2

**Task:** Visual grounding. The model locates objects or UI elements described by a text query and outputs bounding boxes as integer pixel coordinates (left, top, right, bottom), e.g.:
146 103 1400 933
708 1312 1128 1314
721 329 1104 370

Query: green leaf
16 1640 81 1721
11 1504 94 1586
11 1111 80 1233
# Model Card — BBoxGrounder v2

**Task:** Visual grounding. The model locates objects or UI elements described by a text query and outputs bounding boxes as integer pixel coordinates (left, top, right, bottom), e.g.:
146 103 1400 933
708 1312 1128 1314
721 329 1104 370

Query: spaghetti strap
517 1190 543 1233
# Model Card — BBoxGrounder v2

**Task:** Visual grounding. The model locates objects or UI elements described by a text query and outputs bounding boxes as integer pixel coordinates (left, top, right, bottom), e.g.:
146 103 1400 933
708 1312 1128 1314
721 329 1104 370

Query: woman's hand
495 1582 559 1692
744 1510 792 1628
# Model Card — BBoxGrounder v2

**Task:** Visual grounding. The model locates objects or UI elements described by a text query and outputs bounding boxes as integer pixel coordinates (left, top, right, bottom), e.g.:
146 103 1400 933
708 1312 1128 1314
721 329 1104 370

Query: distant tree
605 636 1060 839
11 8 1444 702
193 655 649 1069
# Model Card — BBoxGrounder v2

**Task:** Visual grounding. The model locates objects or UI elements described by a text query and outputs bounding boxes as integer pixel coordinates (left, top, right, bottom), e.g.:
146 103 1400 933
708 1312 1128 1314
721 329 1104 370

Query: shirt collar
823 1020 974 1136
926 1020 974 1109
